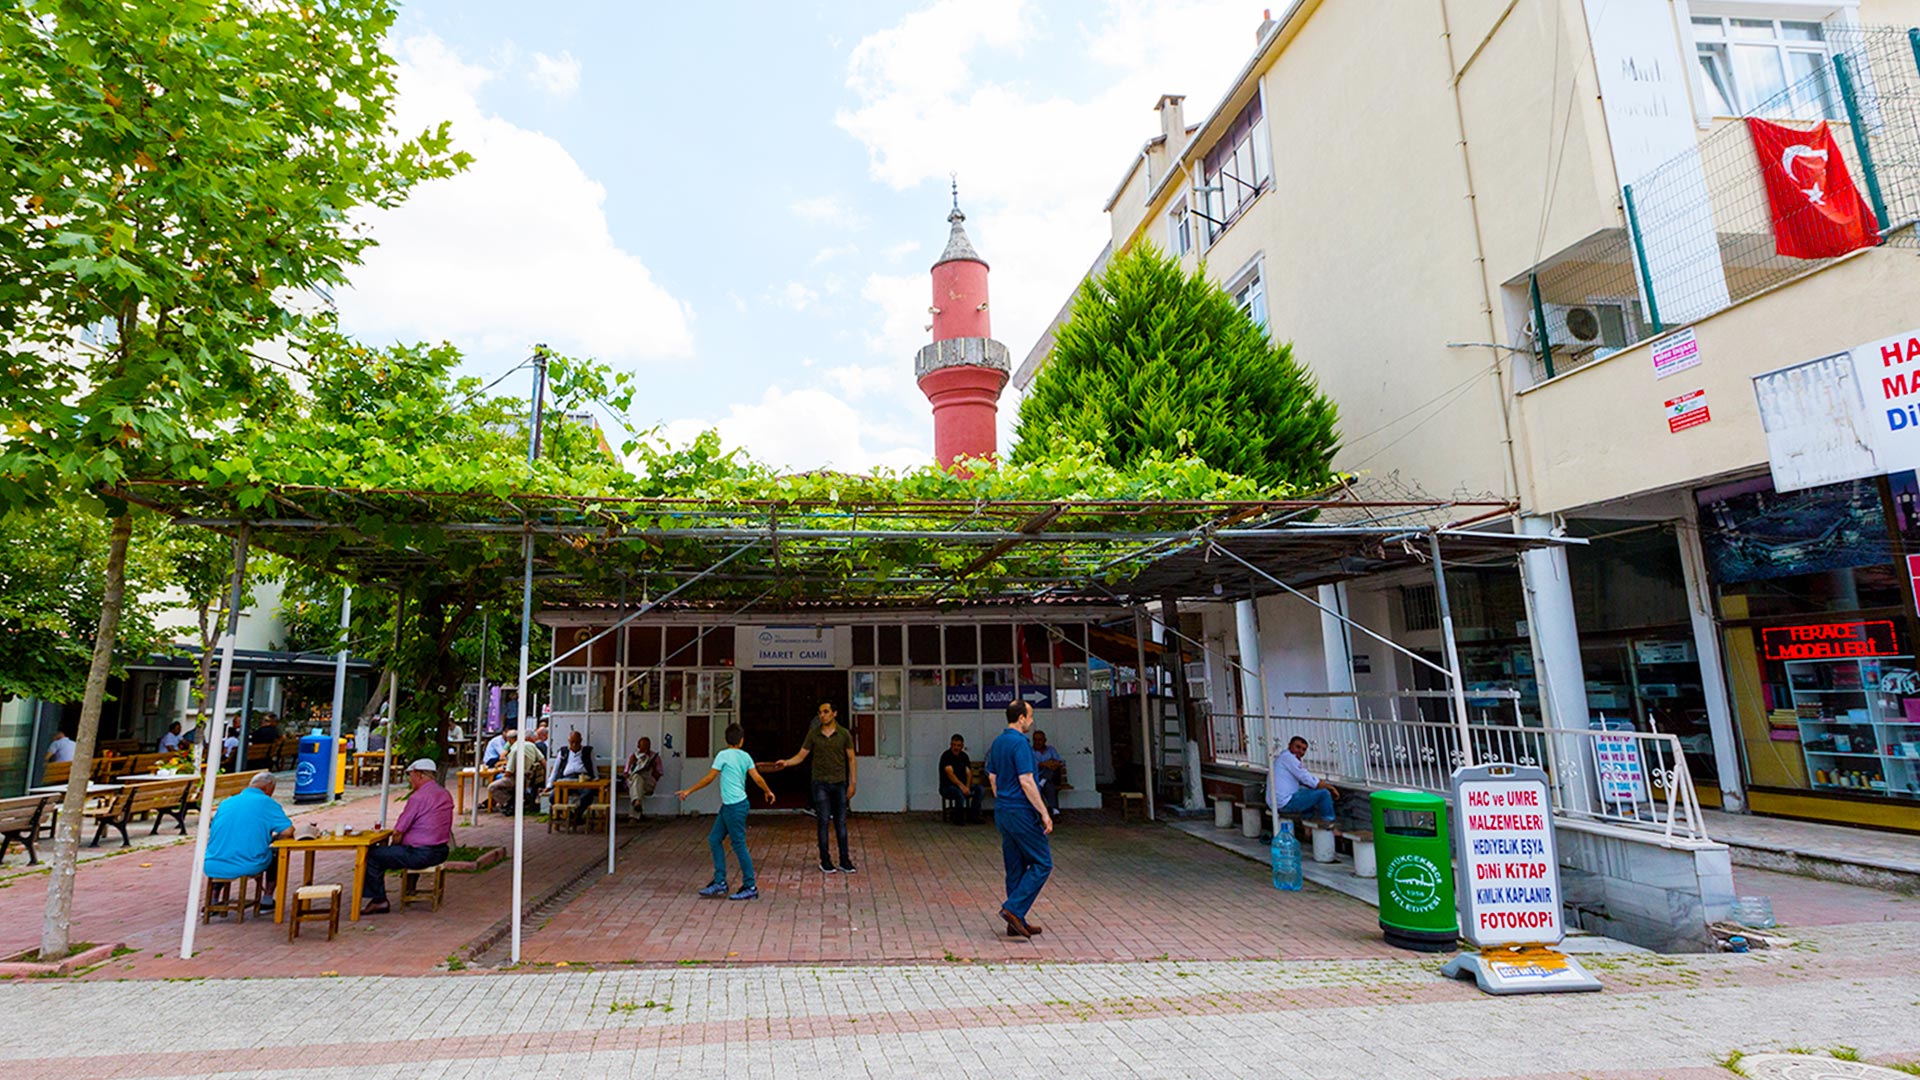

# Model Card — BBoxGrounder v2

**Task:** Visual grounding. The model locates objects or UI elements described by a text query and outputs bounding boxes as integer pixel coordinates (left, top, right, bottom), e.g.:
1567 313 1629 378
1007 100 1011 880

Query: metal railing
1522 24 1920 383
1211 710 1708 843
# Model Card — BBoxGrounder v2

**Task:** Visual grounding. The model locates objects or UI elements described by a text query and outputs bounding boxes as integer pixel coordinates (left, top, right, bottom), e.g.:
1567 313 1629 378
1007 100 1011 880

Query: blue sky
335 1 1260 471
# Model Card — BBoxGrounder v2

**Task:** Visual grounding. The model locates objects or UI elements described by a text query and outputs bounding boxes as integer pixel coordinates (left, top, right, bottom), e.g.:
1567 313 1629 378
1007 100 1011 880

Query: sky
335 1 1267 473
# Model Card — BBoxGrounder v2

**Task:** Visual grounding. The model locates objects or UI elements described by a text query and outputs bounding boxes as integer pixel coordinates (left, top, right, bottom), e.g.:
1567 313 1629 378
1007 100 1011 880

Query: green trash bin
1371 789 1459 952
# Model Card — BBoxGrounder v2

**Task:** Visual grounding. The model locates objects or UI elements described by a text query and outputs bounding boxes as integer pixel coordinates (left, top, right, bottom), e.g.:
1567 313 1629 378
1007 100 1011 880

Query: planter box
442 847 505 873
0 941 121 977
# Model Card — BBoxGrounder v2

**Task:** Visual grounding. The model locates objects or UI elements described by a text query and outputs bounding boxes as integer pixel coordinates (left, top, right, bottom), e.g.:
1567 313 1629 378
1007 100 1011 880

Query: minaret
917 181 1009 472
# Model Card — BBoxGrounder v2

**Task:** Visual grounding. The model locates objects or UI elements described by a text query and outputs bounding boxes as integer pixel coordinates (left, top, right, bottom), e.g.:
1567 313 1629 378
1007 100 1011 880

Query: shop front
541 614 1109 815
1701 473 1920 832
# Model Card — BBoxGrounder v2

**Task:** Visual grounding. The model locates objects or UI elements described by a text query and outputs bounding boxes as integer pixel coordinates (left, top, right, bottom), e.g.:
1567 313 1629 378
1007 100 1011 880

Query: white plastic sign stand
1440 763 1602 995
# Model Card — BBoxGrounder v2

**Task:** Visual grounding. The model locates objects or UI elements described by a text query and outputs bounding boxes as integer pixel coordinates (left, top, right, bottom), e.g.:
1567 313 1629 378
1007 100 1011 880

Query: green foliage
1012 244 1339 491
0 506 167 702
0 0 469 511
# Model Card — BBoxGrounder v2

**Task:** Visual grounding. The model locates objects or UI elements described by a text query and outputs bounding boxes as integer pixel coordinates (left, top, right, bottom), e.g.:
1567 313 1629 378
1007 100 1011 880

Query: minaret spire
917 186 1009 472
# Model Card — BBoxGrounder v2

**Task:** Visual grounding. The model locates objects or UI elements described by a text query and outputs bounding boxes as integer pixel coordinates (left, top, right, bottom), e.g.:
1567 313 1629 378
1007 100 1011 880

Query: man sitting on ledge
362 759 454 915
1269 735 1339 826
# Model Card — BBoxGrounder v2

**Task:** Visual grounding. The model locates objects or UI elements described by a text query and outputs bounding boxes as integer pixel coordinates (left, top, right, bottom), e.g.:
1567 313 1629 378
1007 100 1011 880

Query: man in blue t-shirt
202 772 294 913
676 723 776 901
986 699 1053 939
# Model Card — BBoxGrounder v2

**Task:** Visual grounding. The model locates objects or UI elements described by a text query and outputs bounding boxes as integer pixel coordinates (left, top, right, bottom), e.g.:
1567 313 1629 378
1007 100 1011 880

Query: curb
0 941 121 977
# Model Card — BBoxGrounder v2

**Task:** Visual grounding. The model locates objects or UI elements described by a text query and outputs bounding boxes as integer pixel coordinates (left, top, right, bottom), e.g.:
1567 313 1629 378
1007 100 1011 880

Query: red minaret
917 183 1009 472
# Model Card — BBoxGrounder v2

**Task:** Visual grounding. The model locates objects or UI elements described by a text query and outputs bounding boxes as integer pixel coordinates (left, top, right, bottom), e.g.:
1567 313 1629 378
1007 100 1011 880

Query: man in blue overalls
987 698 1053 939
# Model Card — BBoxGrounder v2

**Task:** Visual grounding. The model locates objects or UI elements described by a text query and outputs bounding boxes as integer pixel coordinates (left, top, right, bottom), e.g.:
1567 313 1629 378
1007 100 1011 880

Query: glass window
908 624 942 665
908 668 944 710
981 624 1014 664
851 626 876 667
702 626 735 667
877 624 904 666
876 670 902 712
851 670 877 712
1691 15 1835 120
627 626 662 667
944 624 978 665
1199 95 1269 243
1168 200 1191 256
1231 269 1267 329
664 626 699 668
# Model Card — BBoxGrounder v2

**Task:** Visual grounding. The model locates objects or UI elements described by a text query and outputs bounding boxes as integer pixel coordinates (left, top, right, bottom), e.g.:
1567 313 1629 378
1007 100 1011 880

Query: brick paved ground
0 787 617 978
522 810 1399 965
0 919 1913 1078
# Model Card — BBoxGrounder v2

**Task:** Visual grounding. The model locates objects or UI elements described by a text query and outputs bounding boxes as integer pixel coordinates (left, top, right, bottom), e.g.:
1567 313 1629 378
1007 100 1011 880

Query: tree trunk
40 511 133 959
356 668 391 726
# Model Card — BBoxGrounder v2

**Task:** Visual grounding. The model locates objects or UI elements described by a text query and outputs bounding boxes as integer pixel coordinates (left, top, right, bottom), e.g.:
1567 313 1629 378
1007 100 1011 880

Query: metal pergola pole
1133 606 1155 822
472 611 487 828
326 585 352 802
511 347 550 966
379 590 400 827
609 578 625 875
1427 532 1475 768
179 525 250 960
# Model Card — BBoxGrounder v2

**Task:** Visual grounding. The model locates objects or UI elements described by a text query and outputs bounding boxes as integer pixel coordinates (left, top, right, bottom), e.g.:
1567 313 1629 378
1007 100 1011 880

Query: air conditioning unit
1535 302 1632 352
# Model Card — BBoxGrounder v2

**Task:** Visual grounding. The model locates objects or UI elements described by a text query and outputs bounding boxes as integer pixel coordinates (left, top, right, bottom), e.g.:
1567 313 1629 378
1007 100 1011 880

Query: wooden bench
0 796 51 866
41 761 70 787
85 779 194 848
181 770 267 825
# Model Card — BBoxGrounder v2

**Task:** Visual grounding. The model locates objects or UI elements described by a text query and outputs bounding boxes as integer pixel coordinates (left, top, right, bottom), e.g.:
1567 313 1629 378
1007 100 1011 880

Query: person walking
987 699 1053 939
770 702 858 874
676 723 775 901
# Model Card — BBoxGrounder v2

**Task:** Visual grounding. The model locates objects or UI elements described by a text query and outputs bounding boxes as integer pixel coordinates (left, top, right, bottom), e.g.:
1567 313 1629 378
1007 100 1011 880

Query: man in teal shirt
202 772 293 913
677 723 775 900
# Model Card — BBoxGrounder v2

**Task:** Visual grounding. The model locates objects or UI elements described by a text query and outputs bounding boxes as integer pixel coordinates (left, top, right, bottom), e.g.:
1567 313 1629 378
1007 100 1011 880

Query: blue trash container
293 730 332 804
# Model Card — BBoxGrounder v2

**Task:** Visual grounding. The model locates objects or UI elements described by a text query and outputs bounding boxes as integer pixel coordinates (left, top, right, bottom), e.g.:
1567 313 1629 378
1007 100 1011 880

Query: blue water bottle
1270 825 1303 891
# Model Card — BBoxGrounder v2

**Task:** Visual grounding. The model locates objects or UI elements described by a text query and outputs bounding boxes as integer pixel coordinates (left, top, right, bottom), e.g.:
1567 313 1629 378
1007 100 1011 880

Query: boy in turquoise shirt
676 723 776 900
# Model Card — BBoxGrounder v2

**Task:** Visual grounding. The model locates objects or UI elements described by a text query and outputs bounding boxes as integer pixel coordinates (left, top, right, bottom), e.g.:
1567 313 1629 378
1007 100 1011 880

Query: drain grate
1739 1055 1913 1079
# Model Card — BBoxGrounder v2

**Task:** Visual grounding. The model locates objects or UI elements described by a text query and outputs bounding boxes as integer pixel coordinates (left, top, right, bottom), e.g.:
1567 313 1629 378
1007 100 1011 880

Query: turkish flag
1747 117 1880 259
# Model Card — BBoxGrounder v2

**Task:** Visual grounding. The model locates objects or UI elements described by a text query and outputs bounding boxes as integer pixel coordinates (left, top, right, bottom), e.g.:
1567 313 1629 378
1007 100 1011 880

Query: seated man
938 734 983 824
1031 729 1065 815
624 736 663 820
488 733 546 813
157 721 185 753
482 727 512 768
202 772 294 913
544 730 598 820
45 727 76 765
365 725 388 753
221 731 241 769
249 714 281 745
1269 735 1339 825
362 760 454 915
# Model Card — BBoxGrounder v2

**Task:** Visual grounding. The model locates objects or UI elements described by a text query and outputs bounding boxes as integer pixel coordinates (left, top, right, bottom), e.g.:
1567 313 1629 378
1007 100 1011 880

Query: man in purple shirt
361 759 454 915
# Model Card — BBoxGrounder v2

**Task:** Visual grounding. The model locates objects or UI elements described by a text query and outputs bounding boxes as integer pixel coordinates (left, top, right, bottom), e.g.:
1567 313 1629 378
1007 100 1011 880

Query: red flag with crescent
1746 117 1879 259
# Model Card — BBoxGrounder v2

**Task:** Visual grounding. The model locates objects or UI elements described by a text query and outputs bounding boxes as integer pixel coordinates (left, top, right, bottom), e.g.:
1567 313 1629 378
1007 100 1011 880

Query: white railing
1209 710 1708 843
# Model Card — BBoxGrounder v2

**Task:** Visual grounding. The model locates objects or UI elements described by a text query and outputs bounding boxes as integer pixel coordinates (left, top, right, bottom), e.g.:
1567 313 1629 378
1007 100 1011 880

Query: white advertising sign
1591 733 1649 806
1582 0 1730 323
1452 768 1563 948
1649 327 1699 379
737 625 842 670
1754 329 1920 491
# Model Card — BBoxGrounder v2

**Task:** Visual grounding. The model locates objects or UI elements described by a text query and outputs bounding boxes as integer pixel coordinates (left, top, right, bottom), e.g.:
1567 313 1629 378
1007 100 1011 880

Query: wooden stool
288 883 343 942
202 875 254 924
399 865 446 912
1118 791 1147 821
585 802 612 831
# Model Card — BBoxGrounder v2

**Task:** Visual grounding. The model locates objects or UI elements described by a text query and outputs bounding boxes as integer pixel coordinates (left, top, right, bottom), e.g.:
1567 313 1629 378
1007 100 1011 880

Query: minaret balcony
915 337 1010 380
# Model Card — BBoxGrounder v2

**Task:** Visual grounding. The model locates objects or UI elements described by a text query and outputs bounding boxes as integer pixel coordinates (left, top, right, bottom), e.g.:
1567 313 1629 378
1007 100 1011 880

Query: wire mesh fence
1523 24 1920 384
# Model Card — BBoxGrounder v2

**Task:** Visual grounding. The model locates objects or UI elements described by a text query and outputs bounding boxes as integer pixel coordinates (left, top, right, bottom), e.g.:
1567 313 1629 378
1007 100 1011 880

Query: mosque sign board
737 626 843 670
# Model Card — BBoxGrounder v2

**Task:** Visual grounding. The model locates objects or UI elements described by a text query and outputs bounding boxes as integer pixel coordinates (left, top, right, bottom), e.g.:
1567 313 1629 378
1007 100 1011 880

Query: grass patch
1831 1047 1862 1062
1715 1049 1745 1074
608 999 671 1014
447 845 489 862
10 942 99 963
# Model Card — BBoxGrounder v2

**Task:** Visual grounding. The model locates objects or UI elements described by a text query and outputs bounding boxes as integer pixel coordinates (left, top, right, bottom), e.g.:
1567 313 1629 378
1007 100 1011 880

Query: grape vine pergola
111 478 1572 962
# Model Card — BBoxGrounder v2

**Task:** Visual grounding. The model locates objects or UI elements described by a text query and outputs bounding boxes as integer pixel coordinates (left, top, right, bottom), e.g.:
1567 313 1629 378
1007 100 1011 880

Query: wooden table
30 783 122 795
456 766 502 815
351 752 392 786
116 772 193 783
271 829 392 924
549 777 610 831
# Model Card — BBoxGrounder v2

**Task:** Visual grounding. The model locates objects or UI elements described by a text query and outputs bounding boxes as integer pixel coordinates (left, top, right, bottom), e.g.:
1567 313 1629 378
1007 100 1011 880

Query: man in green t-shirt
770 702 858 873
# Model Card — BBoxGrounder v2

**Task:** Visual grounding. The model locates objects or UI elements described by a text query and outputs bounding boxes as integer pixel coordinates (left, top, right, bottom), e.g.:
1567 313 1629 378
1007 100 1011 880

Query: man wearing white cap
361 759 454 915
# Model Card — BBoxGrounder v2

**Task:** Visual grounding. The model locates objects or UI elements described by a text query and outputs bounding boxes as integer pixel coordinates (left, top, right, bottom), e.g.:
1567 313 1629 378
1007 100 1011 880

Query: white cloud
811 243 859 266
837 1 1260 370
790 194 870 230
768 281 820 312
860 272 929 358
527 50 582 98
337 35 693 364
882 239 922 263
661 386 930 474
824 361 916 402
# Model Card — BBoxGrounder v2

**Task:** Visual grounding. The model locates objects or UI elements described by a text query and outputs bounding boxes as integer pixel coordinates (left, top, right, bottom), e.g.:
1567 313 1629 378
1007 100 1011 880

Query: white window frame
1225 255 1268 332
1685 5 1847 122
1168 198 1191 256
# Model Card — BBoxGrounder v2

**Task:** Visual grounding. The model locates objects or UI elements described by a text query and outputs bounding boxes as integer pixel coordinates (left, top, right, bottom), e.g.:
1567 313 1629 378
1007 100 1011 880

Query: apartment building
1024 0 1920 834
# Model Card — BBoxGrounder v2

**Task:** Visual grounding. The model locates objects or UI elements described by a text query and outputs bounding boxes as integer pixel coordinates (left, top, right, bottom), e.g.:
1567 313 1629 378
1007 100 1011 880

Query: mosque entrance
739 670 847 809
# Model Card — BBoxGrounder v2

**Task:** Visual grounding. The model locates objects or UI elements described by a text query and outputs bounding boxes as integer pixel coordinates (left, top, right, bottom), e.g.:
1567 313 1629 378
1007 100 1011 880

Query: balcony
1513 25 1920 385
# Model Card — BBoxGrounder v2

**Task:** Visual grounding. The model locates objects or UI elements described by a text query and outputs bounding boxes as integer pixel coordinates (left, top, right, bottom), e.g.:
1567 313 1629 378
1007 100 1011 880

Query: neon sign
1761 620 1900 662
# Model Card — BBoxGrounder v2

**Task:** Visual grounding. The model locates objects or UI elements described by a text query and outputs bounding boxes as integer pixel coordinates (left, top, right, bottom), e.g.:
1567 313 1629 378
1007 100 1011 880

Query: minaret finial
949 172 963 223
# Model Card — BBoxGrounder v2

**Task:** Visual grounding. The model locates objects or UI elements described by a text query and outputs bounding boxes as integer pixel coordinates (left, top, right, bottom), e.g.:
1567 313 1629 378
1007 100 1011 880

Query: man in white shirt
45 730 76 764
544 730 598 819
1269 735 1338 824
482 729 511 767
158 722 185 753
